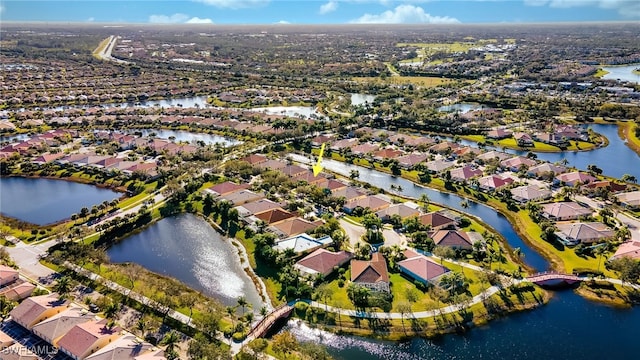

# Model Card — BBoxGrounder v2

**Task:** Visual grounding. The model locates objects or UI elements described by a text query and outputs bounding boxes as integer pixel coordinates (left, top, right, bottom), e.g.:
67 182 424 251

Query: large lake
107 214 263 309
0 177 121 225
600 64 640 84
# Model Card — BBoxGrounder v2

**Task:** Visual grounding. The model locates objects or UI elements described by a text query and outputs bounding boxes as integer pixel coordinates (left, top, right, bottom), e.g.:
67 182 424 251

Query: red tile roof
351 253 389 284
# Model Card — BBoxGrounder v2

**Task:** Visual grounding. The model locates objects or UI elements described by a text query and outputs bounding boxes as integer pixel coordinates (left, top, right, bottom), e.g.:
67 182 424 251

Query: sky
1 0 639 25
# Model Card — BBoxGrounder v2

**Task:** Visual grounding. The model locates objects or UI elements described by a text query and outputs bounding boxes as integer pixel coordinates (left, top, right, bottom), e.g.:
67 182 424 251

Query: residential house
57 319 122 360
486 128 512 139
555 222 614 245
292 171 329 186
310 135 333 147
0 329 13 349
332 186 367 202
350 143 378 156
527 163 567 178
425 160 456 174
431 229 474 250
2 343 39 360
273 233 333 254
510 185 553 203
234 199 284 219
31 306 94 346
343 194 392 214
218 190 264 206
350 253 390 293
372 148 403 161
254 208 295 224
205 181 250 197
241 154 268 165
429 141 460 154
0 282 36 301
476 150 511 163
611 241 640 261
615 191 640 210
9 293 69 330
324 179 348 192
418 211 457 230
85 333 159 360
500 156 537 172
555 171 597 186
581 181 627 194
0 265 18 286
398 249 450 286
270 217 322 238
541 202 593 221
375 202 421 222
330 138 357 151
32 153 65 164
255 159 287 171
280 164 307 178
477 175 514 192
514 132 534 147
449 165 483 183
396 153 428 169
294 249 353 278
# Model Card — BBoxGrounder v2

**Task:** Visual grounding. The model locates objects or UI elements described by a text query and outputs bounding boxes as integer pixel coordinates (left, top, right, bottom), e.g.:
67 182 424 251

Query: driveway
339 218 407 248
6 240 56 283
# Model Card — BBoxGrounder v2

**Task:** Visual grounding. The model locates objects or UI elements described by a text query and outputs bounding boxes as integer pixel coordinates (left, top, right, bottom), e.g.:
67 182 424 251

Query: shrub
232 332 247 342
294 302 308 317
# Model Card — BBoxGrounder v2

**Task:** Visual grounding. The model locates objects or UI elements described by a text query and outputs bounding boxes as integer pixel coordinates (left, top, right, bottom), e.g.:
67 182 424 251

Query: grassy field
461 135 597 152
593 68 610 78
618 120 640 157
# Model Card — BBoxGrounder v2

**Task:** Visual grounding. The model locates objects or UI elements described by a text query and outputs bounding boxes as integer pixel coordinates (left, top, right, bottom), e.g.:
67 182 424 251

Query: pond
288 154 549 271
107 213 263 309
600 64 640 84
350 94 377 106
284 290 640 359
437 103 488 114
0 177 121 225
249 106 325 119
133 129 242 147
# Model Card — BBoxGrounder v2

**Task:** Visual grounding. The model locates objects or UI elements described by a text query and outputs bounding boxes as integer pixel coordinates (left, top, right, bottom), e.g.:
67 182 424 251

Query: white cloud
524 0 640 17
194 0 269 9
320 1 339 14
149 13 190 23
0 4 4 14
275 20 291 24
187 17 214 24
87 17 95 22
350 4 460 24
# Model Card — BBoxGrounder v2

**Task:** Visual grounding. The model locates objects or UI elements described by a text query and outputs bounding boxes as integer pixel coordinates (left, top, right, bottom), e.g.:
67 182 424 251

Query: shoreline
617 120 640 158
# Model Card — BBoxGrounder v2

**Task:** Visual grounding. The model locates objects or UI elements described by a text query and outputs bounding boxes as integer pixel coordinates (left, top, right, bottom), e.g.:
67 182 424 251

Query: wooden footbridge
245 303 294 341
527 271 583 286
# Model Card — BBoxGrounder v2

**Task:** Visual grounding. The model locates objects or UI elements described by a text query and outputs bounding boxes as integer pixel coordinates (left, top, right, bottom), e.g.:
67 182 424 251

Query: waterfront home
527 163 567 178
273 233 333 254
350 252 390 293
324 179 349 192
614 191 640 210
510 185 553 203
611 241 640 261
351 142 379 156
292 171 330 186
429 141 460 154
294 249 353 278
425 159 456 174
205 181 250 197
32 153 65 164
555 222 614 245
344 194 392 214
311 134 333 147
396 153 429 169
449 165 483 183
57 319 122 360
500 156 537 172
330 138 357 151
541 202 593 221
486 128 512 139
270 217 322 238
9 293 69 330
241 153 268 165
581 180 627 194
372 148 404 161
477 174 514 192
332 186 368 202
514 132 534 147
431 229 474 250
418 211 457 231
235 198 284 219
254 208 296 224
398 249 450 286
555 171 597 186
31 306 94 346
0 265 18 286
376 202 421 222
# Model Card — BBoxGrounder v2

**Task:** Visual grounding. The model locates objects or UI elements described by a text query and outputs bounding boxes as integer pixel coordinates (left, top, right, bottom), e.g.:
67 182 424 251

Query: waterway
132 129 242 147
437 103 488 114
600 63 640 84
0 177 121 225
284 290 640 359
249 106 325 120
457 123 640 180
350 93 377 106
106 213 263 309
288 154 548 271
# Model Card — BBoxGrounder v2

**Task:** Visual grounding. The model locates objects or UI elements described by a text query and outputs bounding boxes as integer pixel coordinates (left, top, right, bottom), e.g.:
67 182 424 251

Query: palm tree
615 225 631 242
226 306 237 328
136 317 148 338
420 193 430 212
161 331 180 355
53 276 72 298
237 296 249 316
621 174 638 184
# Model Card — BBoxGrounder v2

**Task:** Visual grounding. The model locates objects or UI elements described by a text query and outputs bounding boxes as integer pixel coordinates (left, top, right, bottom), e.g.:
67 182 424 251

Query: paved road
5 241 56 284
339 218 407 248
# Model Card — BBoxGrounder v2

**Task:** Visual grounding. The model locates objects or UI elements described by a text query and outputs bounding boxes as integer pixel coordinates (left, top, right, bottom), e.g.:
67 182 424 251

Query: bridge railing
248 303 293 338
